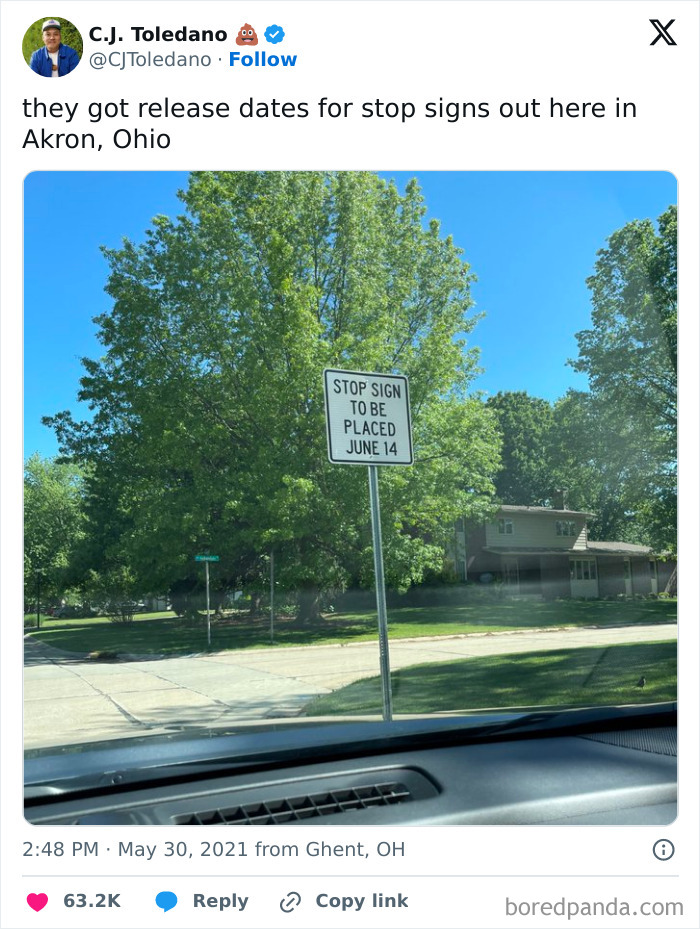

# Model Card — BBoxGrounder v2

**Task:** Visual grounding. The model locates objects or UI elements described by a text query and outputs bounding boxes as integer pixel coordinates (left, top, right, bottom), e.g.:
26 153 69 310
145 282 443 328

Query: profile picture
23 17 82 77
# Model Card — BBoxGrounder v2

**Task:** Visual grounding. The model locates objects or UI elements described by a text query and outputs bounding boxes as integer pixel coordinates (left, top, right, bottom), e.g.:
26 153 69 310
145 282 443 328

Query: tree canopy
486 391 555 506
39 182 676 610
47 172 500 618
570 205 677 552
573 205 676 434
24 454 86 605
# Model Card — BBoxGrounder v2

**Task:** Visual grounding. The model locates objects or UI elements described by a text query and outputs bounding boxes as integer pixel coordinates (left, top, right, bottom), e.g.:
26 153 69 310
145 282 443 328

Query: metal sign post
270 548 275 645
36 571 41 630
323 369 413 724
205 560 211 647
195 554 220 648
368 465 393 721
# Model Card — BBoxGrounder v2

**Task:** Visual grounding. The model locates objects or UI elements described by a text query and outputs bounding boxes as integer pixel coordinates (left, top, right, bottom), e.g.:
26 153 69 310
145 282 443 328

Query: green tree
486 391 555 505
546 390 660 543
482 387 671 547
47 172 500 621
24 454 86 607
570 205 677 552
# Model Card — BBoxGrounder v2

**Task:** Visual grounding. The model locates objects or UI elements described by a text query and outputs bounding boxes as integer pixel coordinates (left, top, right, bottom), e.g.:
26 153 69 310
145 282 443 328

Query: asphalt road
24 623 676 750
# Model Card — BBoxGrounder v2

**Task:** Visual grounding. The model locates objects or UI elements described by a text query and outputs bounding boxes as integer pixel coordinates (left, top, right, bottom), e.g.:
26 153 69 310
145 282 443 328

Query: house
452 505 674 599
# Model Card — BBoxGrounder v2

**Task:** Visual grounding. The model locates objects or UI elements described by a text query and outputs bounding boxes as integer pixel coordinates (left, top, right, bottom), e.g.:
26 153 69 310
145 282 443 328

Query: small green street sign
195 554 220 562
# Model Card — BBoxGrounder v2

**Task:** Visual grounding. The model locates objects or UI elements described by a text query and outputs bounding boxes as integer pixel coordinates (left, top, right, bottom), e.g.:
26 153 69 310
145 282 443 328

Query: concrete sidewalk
24 623 677 750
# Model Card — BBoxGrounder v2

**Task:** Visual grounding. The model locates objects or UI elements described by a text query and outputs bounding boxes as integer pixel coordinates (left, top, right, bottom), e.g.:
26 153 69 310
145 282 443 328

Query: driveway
24 623 677 750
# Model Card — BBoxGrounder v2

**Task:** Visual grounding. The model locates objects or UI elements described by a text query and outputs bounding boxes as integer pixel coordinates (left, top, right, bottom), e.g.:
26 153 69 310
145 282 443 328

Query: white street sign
323 368 413 466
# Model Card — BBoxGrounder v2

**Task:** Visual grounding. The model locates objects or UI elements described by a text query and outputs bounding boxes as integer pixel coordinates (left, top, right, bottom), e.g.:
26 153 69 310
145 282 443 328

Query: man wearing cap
29 20 79 77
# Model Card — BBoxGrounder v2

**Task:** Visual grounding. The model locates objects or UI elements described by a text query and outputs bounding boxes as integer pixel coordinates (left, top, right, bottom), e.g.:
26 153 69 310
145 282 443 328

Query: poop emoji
236 24 258 46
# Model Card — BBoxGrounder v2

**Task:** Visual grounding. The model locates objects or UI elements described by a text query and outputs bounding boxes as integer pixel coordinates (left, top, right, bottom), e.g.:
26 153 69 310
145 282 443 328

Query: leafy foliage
573 206 676 433
486 391 555 505
46 172 500 619
570 205 677 551
24 454 86 604
488 206 677 553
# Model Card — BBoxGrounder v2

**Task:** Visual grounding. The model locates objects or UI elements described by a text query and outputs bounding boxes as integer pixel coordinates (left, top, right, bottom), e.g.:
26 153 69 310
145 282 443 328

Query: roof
497 505 596 518
483 542 653 557
586 541 652 555
484 546 588 556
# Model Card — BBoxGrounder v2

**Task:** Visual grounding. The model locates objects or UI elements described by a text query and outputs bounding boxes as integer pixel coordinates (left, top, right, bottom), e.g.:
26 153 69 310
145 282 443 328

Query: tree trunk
297 586 322 624
248 593 262 616
664 565 677 597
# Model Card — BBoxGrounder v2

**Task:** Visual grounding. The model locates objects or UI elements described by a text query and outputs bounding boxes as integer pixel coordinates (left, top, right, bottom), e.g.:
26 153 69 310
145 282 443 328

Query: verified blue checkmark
264 24 285 43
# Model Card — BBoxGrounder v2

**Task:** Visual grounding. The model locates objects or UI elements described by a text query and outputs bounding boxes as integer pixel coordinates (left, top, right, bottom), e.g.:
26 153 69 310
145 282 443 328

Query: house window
556 520 577 537
570 559 597 580
498 518 514 535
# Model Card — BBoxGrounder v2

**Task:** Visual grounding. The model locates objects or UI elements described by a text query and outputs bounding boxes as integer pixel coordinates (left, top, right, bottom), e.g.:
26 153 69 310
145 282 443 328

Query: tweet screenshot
1 0 698 926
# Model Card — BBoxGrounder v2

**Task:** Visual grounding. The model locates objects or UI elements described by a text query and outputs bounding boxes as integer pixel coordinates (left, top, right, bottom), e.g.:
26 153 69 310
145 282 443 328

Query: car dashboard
24 705 677 827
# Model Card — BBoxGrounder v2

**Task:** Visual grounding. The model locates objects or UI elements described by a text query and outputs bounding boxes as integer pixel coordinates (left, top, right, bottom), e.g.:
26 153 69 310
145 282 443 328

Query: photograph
22 17 82 77
24 171 677 826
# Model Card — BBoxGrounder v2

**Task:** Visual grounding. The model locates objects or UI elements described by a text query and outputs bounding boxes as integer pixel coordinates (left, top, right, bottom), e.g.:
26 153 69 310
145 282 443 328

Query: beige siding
486 513 587 550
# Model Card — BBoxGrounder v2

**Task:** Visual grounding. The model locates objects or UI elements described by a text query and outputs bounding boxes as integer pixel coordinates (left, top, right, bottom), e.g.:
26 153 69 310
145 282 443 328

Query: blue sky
24 171 676 459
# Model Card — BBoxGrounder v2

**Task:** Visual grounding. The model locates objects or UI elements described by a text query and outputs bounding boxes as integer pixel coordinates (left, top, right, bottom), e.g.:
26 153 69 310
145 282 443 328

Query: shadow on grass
305 641 678 716
28 613 378 658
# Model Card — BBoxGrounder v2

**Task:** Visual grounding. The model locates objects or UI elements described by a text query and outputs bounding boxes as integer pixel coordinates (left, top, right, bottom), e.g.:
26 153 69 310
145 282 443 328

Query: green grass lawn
23 613 55 628
304 641 678 716
24 598 677 658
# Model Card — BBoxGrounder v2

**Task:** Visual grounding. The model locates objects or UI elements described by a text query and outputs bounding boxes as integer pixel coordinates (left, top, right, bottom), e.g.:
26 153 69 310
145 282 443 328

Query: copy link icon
280 891 302 912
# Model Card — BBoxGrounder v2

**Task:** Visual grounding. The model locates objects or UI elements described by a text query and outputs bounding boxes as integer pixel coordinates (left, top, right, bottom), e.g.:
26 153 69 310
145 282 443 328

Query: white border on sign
323 368 414 466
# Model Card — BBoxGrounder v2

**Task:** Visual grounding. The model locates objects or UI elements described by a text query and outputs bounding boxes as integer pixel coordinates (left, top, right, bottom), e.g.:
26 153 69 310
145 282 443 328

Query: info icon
652 839 675 861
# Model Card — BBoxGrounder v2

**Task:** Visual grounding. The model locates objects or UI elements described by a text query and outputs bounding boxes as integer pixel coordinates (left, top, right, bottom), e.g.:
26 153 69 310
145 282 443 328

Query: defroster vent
176 782 413 825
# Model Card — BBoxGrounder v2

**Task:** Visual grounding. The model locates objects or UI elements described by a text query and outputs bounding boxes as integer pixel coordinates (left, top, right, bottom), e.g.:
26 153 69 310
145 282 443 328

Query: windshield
24 171 677 759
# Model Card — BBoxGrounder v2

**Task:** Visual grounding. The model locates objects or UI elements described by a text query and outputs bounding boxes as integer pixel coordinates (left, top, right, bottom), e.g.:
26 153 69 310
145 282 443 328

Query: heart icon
27 894 48 912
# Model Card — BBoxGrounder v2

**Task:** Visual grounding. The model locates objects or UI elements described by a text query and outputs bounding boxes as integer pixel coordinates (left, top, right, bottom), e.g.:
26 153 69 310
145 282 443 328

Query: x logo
650 19 677 45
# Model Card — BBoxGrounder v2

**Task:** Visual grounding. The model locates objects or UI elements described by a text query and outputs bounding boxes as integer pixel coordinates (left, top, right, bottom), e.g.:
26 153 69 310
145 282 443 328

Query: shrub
104 601 134 624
